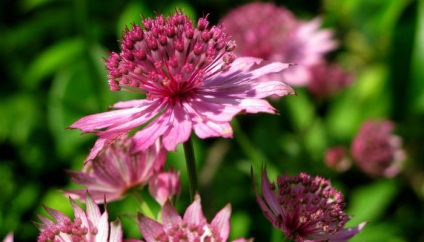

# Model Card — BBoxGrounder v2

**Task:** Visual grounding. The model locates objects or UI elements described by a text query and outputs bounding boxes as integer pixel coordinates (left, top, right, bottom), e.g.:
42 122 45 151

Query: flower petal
211 203 231 241
137 212 164 241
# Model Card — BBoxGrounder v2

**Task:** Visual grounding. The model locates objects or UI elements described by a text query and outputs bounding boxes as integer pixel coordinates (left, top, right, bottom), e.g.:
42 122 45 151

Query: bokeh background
1 0 423 241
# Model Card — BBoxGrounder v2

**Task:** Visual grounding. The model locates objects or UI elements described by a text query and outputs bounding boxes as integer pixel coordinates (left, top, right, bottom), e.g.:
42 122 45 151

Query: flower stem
183 136 198 201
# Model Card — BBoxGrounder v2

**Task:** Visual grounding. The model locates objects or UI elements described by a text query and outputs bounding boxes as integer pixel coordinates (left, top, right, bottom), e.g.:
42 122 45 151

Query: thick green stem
183 136 198 201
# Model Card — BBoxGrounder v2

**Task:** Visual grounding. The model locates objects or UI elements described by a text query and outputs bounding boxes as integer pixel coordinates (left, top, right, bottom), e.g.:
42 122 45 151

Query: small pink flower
325 146 352 172
307 63 353 98
148 168 182 206
220 2 338 87
255 170 366 242
66 135 167 203
351 120 405 178
69 10 294 162
35 193 123 242
138 194 252 242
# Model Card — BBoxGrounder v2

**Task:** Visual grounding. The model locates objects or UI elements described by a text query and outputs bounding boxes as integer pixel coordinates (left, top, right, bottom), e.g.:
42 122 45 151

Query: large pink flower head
220 2 338 87
137 194 251 242
69 10 294 162
255 170 365 242
351 120 405 178
67 135 167 203
36 193 122 242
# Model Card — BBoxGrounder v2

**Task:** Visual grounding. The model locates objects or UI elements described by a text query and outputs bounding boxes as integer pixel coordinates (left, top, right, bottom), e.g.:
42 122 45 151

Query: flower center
106 11 236 101
277 173 348 239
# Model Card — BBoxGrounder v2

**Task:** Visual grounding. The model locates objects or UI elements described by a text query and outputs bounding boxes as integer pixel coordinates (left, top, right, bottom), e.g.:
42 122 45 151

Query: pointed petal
69 108 146 133
85 193 101 224
161 103 192 151
211 203 231 240
183 194 206 225
137 213 164 241
95 212 109 242
109 219 123 242
162 200 183 230
328 222 367 242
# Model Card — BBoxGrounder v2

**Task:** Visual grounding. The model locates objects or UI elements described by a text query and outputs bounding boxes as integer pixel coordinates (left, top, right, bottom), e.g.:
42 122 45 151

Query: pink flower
307 63 353 98
148 168 182 206
255 170 366 242
137 194 252 242
220 2 337 86
351 120 405 178
66 135 167 203
325 146 351 172
36 193 123 242
69 11 294 162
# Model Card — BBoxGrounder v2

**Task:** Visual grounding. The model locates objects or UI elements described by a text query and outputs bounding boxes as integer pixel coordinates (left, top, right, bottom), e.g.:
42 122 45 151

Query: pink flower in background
325 146 352 172
307 63 353 98
138 194 252 242
69 11 294 162
220 2 337 87
67 135 167 203
148 168 182 206
36 193 122 242
351 120 405 178
255 170 366 242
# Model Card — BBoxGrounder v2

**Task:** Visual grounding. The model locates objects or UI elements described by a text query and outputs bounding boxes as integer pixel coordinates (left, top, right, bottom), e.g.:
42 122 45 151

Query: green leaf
347 179 398 225
411 0 424 113
24 38 85 89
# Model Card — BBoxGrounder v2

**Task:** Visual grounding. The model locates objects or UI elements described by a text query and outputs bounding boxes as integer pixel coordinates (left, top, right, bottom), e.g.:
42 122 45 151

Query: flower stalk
183 136 198 201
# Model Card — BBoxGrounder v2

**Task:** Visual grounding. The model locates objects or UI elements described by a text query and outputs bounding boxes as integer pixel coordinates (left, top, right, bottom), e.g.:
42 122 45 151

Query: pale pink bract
69 11 294 162
137 194 252 242
254 170 366 242
220 2 337 87
66 135 167 203
351 120 405 178
35 193 123 242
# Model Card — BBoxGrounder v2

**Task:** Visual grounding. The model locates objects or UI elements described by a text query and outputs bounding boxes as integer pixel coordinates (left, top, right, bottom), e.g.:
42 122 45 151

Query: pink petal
109 219 123 242
137 213 164 241
162 200 183 230
210 203 231 241
328 222 367 242
183 194 206 225
161 103 193 151
192 120 233 139
95 212 109 242
85 193 101 224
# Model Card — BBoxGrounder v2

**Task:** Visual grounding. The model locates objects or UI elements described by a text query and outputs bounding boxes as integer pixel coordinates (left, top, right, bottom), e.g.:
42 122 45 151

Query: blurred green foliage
1 0 424 241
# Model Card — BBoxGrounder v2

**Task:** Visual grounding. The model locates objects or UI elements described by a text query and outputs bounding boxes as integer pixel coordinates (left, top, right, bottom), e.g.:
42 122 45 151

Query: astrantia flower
69 10 294 162
351 120 405 178
148 168 182 206
307 63 353 98
220 2 337 86
36 193 123 242
255 170 365 242
67 135 166 203
138 194 252 242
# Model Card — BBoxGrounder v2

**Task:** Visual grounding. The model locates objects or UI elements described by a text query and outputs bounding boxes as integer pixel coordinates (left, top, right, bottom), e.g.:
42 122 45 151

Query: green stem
183 136 198 201
132 192 155 219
